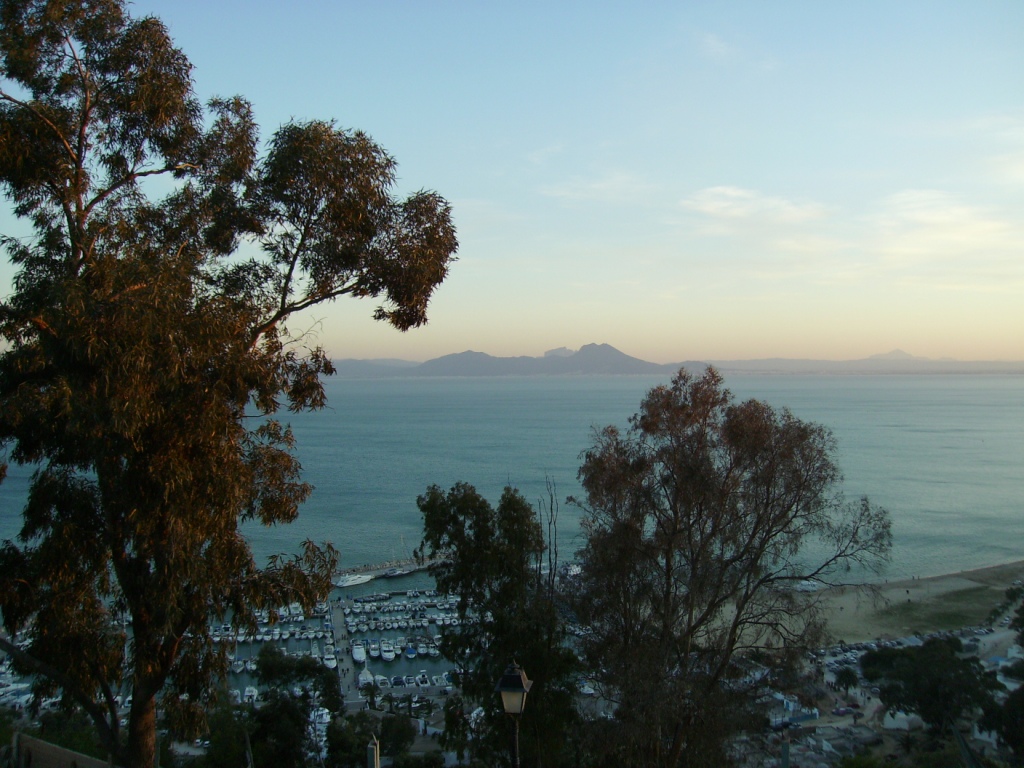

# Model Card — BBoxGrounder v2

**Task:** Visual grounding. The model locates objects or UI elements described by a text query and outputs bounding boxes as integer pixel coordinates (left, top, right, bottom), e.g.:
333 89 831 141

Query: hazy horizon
3 2 1021 364
334 343 1024 365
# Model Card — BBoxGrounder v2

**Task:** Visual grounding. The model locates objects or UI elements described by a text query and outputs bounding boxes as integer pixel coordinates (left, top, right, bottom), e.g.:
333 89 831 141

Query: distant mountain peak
868 349 925 361
330 344 1023 377
544 347 576 358
576 342 632 357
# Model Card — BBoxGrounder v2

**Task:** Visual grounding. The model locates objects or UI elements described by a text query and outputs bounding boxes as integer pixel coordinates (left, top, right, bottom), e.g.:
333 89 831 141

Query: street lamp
495 662 532 768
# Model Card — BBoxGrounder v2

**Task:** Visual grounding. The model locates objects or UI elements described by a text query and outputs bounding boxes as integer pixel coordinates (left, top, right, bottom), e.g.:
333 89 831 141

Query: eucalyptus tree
0 1 457 765
416 483 580 767
571 367 892 767
863 637 1002 734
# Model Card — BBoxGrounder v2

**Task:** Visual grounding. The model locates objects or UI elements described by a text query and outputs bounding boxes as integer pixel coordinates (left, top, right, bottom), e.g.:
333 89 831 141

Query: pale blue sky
6 1 1024 362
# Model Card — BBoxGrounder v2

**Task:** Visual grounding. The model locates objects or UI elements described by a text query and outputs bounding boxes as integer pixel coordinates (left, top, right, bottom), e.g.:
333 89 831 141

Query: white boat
352 640 366 664
244 686 258 703
336 573 374 588
380 640 396 662
368 641 381 659
358 666 374 690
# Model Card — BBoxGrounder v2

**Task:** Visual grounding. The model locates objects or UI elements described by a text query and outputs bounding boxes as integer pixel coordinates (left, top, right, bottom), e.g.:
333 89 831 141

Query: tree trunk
127 693 157 768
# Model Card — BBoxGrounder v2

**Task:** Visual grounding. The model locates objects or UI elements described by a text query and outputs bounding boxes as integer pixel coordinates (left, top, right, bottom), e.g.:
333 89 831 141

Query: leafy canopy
416 482 580 766
0 1 456 766
570 367 892 767
862 637 1003 733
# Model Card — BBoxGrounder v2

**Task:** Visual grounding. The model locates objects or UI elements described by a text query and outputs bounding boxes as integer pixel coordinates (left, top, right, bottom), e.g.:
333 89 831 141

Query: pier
333 555 445 582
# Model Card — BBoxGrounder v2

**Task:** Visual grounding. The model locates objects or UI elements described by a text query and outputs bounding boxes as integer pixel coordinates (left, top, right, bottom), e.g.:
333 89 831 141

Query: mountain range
331 344 1024 377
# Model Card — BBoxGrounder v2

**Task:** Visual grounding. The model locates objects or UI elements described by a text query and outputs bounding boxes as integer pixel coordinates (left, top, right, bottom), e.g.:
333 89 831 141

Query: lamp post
495 662 532 768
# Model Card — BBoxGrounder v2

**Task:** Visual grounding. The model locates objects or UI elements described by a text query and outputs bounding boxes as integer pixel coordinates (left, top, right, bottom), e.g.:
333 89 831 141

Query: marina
0 563 465 721
203 566 466 714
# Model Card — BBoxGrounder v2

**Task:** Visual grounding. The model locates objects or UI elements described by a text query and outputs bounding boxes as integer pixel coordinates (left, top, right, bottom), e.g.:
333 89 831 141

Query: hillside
331 345 1024 377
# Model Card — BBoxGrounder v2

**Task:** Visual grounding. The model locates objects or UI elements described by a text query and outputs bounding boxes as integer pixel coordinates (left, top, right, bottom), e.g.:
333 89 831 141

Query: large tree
0 1 457 766
416 482 580 767
863 637 1002 734
570 367 891 767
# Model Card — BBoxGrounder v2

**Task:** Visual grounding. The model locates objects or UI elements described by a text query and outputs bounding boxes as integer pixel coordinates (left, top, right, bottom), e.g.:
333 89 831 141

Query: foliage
247 643 351 766
1003 659 1024 681
906 742 1003 768
256 643 343 714
416 481 580 766
193 694 250 768
249 689 311 768
569 367 892 767
360 682 382 711
379 714 417 757
0 708 13 755
980 684 1024 761
28 709 106 761
835 666 860 695
0 1 455 766
834 756 890 768
864 637 1002 732
392 752 446 768
325 711 378 768
859 645 904 682
1011 600 1024 646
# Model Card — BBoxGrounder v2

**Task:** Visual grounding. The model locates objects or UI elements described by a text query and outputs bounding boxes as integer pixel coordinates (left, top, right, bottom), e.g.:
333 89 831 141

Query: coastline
820 559 1024 644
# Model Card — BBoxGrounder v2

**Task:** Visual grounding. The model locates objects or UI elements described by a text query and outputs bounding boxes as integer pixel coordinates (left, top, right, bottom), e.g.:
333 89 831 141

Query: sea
1 372 1022 583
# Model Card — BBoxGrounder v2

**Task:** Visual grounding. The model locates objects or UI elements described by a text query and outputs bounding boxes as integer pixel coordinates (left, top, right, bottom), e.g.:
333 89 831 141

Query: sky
5 1 1024 363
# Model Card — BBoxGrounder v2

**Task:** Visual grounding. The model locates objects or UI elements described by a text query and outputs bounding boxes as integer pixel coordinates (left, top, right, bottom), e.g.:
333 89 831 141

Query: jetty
333 555 446 583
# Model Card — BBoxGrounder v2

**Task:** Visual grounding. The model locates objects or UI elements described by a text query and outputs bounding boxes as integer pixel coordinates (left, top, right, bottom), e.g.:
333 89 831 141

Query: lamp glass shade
499 689 527 715
496 664 533 715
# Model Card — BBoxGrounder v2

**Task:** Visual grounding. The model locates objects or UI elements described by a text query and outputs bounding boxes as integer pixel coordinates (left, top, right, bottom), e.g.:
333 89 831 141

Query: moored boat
336 573 375 588
352 640 366 664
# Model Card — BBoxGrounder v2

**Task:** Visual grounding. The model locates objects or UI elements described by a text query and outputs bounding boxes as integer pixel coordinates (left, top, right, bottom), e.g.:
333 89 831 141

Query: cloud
676 186 1024 291
698 32 735 62
870 190 1023 272
694 31 777 73
539 171 655 203
899 113 1024 186
525 143 565 167
989 150 1024 184
681 186 828 223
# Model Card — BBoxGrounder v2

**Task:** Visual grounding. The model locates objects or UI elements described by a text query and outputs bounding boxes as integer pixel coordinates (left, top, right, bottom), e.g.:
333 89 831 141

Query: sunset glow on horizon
3 1 1021 363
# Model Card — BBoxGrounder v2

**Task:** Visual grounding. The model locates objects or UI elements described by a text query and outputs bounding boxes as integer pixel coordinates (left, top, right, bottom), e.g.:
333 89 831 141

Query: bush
379 715 417 758
1003 659 1024 681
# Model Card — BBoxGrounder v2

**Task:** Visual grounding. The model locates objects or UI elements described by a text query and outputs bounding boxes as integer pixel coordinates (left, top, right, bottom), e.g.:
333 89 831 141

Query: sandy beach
819 560 1024 644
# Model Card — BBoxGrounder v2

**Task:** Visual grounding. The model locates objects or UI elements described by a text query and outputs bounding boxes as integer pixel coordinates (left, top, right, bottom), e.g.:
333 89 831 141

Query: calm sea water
1 373 1022 581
